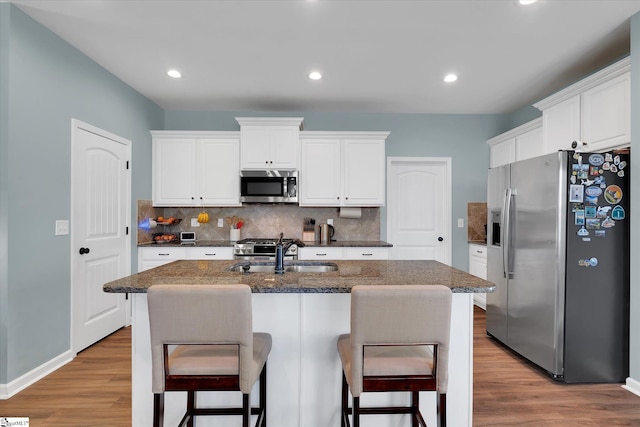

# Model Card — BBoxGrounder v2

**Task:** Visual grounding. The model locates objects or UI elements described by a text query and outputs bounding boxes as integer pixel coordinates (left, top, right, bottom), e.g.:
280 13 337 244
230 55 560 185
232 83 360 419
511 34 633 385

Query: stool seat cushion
169 333 272 384
338 334 435 382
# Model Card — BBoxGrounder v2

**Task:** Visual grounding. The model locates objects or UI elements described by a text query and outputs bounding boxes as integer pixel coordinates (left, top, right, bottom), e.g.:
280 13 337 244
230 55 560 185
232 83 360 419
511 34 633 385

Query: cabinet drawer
140 247 188 260
189 247 233 260
298 247 344 260
343 247 389 260
468 244 487 259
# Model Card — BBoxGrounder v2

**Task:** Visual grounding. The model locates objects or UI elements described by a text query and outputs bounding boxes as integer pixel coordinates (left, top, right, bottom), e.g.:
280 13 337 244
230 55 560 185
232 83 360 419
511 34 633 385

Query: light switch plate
191 218 200 227
55 220 69 236
457 218 464 228
218 218 224 227
327 218 333 226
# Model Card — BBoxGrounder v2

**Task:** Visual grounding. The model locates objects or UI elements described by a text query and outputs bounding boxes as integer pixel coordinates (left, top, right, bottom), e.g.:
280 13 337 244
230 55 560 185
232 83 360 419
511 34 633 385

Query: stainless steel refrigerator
486 150 629 383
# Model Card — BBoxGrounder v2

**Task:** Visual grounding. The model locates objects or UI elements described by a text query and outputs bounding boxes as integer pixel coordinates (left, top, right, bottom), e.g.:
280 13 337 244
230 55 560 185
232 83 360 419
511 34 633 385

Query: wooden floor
1 308 639 426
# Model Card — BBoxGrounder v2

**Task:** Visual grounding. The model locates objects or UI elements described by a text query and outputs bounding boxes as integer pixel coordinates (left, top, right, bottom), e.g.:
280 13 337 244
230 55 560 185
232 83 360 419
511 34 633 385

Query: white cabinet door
343 247 389 260
343 139 385 206
153 138 197 206
152 132 241 207
198 138 241 206
581 72 630 152
297 247 344 260
138 247 188 272
189 247 234 260
240 126 299 169
468 243 487 309
542 95 581 154
489 137 516 168
515 126 543 162
299 138 341 206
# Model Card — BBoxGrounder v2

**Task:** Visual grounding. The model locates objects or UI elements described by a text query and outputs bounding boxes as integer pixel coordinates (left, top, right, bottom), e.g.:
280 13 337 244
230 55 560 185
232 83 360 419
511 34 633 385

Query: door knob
79 247 90 255
437 237 444 242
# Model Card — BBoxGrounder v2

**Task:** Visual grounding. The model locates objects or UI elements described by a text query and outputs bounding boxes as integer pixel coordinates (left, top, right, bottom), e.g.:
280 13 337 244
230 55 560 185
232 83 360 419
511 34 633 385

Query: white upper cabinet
299 132 388 207
152 131 241 207
487 118 543 168
534 57 630 153
236 117 303 169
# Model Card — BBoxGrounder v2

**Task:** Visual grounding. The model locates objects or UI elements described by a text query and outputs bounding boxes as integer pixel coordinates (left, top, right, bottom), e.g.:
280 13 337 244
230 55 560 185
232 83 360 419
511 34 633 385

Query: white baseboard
473 293 486 310
0 350 74 399
622 377 640 397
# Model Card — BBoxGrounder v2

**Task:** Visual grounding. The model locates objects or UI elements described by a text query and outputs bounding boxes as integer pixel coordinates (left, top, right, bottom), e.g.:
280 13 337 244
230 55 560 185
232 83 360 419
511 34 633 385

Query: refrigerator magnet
569 185 584 202
611 205 625 220
575 210 585 225
586 218 600 229
588 153 604 166
604 185 623 204
602 217 615 228
597 206 612 218
577 226 589 237
618 170 625 178
590 166 599 176
595 230 606 238
605 153 613 162
602 162 611 171
585 206 597 218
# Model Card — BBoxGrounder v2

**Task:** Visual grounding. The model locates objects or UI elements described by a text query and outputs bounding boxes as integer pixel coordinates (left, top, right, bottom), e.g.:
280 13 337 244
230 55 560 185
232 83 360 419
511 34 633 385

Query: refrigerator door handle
503 187 514 279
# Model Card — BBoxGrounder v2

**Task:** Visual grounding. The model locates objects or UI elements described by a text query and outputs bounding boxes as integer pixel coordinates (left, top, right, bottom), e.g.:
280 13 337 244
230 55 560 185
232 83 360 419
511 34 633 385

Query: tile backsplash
137 200 380 244
467 202 487 243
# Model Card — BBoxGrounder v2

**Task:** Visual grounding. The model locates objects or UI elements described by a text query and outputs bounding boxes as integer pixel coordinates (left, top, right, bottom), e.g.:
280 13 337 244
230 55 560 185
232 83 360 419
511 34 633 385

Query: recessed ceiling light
309 71 322 80
444 73 458 83
519 0 538 5
167 69 182 79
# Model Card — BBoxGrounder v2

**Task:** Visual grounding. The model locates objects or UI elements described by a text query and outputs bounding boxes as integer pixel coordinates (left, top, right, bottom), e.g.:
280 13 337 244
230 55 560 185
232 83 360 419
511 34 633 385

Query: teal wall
629 11 640 387
0 4 163 384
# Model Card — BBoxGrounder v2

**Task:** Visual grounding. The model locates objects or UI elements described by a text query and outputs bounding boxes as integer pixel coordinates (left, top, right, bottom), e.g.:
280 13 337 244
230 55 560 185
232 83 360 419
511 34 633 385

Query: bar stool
147 284 271 427
337 285 452 427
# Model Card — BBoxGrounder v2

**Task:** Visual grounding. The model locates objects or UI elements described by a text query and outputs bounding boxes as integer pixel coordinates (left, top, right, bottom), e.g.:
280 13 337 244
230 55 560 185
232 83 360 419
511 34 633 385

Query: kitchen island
104 260 494 427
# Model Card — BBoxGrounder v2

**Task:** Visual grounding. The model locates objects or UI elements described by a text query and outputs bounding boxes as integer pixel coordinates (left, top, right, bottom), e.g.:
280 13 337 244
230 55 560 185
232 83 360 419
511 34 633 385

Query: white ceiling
8 0 640 114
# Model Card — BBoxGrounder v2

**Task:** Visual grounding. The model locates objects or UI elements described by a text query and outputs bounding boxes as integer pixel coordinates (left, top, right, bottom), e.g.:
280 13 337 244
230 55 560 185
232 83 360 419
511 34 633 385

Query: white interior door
387 157 451 263
71 119 130 353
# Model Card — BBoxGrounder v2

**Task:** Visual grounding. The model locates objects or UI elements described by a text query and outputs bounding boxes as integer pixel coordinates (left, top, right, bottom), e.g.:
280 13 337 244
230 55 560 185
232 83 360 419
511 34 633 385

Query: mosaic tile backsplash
137 200 380 244
467 202 487 243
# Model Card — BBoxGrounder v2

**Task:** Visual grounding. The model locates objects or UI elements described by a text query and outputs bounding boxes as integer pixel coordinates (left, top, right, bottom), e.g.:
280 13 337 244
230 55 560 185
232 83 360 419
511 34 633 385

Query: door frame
386 157 452 264
70 118 131 355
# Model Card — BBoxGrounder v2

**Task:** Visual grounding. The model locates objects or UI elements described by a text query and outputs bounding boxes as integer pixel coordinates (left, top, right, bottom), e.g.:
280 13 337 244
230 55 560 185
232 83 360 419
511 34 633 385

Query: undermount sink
226 261 339 273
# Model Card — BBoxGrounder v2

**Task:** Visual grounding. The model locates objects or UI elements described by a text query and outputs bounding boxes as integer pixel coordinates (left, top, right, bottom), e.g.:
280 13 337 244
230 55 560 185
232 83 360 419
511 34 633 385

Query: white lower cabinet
138 247 233 272
298 246 389 260
468 243 487 309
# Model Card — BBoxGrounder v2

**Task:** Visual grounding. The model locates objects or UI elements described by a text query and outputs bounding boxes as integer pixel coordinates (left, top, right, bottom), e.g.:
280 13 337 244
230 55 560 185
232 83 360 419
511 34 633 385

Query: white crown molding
235 117 304 129
486 117 542 146
300 131 390 140
150 130 240 138
533 56 630 111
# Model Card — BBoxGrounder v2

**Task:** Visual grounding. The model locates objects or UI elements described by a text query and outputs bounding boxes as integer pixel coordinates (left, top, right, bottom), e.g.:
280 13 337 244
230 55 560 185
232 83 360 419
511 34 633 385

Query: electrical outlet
218 218 224 227
327 218 333 226
191 218 200 227
458 218 464 228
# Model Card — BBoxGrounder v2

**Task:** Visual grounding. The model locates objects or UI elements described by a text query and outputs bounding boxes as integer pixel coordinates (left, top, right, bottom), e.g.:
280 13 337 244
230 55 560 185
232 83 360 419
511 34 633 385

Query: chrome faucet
274 232 305 274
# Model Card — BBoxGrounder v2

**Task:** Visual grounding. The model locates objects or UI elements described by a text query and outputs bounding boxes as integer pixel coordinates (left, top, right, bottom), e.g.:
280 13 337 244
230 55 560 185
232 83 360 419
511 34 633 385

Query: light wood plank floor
1 309 639 426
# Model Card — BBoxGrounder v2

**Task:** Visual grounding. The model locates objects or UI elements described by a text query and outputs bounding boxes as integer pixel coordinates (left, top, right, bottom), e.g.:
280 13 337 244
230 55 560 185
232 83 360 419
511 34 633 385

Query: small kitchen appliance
180 231 196 245
233 237 300 260
240 170 298 203
319 223 335 243
487 150 629 383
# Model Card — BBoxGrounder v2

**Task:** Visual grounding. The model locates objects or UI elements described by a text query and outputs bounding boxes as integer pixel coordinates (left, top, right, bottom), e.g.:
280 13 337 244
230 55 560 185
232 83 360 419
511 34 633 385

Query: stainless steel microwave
240 170 298 203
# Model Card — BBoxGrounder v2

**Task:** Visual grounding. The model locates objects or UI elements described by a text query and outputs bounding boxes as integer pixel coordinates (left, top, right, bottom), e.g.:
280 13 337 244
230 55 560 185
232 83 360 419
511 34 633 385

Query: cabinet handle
476 250 484 254
362 253 373 256
336 196 340 200
158 253 170 256
316 253 327 256
205 253 216 256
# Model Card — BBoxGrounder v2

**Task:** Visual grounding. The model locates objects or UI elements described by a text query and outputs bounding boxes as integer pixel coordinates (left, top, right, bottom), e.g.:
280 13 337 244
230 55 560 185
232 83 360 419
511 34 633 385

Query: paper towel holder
338 207 362 219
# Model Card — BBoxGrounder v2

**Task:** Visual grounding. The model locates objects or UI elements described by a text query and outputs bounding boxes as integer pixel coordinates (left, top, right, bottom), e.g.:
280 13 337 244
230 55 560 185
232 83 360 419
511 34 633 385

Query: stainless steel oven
233 238 299 260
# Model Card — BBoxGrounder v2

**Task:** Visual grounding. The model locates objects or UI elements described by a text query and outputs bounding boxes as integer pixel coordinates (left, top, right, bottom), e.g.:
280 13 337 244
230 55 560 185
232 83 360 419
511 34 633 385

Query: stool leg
260 363 267 427
341 372 349 427
153 393 164 427
412 391 419 427
187 391 195 427
352 396 360 427
242 393 250 427
438 393 447 427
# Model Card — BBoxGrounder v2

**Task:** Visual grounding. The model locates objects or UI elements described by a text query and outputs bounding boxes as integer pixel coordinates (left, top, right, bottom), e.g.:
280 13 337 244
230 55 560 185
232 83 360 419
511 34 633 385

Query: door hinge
126 226 129 235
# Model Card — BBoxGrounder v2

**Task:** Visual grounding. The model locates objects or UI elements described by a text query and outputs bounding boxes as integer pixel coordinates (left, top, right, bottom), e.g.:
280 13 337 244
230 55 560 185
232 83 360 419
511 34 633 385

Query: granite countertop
103 260 495 294
138 240 393 248
300 240 392 248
